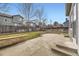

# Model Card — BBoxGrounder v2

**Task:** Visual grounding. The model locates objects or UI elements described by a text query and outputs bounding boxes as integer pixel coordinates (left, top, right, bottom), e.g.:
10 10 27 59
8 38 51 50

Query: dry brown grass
0 32 42 48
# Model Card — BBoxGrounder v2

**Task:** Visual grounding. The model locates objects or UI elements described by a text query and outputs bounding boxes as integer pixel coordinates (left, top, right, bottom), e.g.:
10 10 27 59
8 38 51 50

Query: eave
66 3 72 16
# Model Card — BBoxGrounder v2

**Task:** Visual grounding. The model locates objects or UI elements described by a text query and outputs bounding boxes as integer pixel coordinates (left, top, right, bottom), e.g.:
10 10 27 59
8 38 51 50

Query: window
5 19 7 21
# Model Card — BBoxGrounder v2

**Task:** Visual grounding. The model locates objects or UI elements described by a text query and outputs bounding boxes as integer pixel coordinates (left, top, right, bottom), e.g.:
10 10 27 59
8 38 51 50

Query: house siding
66 3 79 54
67 4 77 44
0 13 26 33
12 16 23 26
76 3 79 54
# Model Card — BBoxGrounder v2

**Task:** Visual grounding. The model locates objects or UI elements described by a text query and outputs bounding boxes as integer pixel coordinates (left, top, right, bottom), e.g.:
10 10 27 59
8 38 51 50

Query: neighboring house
25 21 36 31
63 18 69 32
63 18 69 27
31 19 46 31
12 15 24 26
0 13 25 33
66 3 79 54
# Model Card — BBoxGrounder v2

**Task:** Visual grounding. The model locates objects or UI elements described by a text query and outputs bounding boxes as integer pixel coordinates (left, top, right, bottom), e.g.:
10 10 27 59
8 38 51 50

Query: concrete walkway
0 33 72 56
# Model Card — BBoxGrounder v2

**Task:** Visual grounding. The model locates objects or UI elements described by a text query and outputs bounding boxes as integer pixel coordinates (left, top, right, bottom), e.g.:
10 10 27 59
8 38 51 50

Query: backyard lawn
0 31 68 48
0 32 42 40
0 32 43 48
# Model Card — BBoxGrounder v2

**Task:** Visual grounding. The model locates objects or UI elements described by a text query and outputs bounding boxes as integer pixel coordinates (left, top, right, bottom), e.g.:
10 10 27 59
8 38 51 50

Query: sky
3 3 65 24
33 3 66 24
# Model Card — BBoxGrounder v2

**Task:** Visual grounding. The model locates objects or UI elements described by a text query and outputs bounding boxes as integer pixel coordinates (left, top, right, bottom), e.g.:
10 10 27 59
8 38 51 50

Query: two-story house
0 13 24 33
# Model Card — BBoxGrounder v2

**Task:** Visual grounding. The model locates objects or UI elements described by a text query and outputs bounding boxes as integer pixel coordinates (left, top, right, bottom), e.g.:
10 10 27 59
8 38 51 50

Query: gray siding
0 16 13 26
13 16 23 26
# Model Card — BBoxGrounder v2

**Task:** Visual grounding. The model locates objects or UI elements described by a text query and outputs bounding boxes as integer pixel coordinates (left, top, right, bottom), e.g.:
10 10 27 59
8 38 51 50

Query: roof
0 13 12 18
13 15 24 19
66 3 72 16
26 21 36 25
0 13 24 19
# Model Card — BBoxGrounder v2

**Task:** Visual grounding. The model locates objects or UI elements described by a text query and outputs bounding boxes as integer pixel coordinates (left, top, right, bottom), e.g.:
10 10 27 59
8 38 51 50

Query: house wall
68 4 77 46
0 16 13 26
76 3 79 54
0 16 14 33
68 3 79 54
0 14 26 33
12 16 23 26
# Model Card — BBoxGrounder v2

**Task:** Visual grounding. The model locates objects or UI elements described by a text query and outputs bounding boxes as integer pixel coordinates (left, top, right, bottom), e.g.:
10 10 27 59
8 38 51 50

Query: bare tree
18 3 35 31
34 7 46 30
18 4 46 31
42 18 47 25
42 18 47 30
18 3 34 21
35 8 44 22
